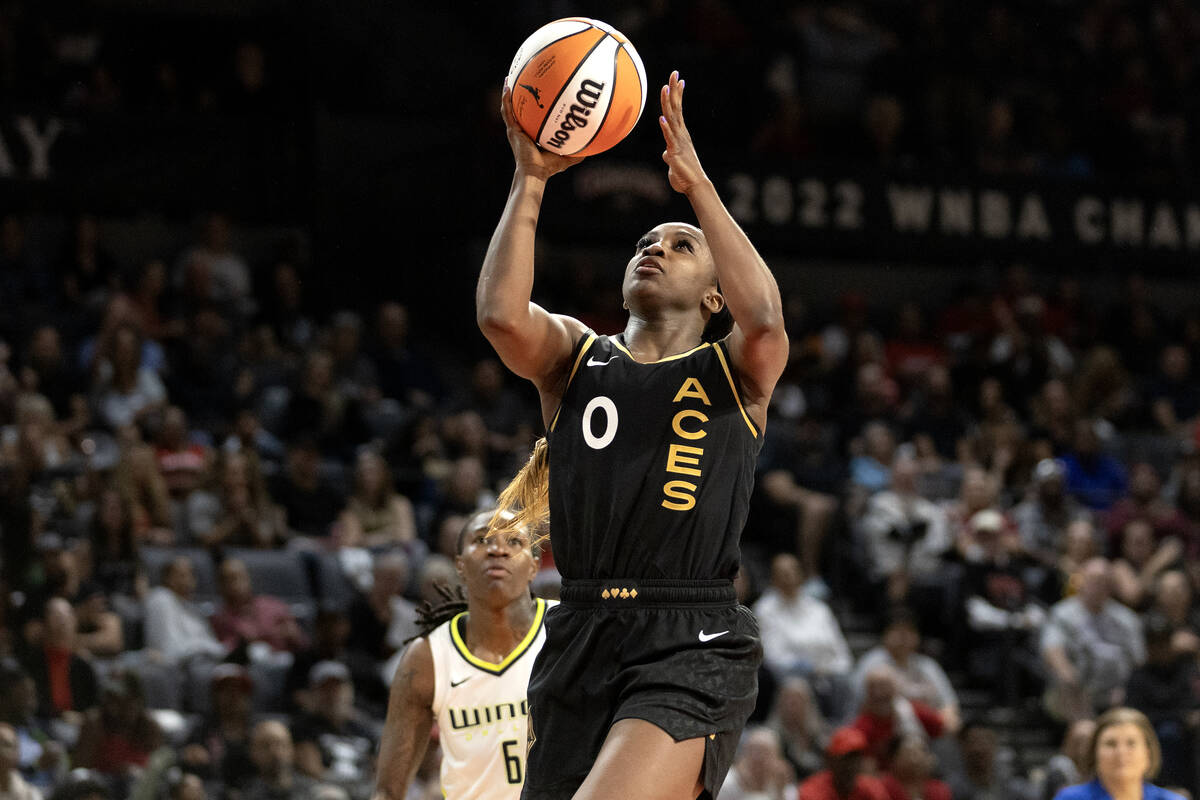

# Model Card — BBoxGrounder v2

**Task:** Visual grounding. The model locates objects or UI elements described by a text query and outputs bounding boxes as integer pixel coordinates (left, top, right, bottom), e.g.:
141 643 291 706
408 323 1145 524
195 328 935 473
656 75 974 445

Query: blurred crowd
5 0 1200 183
0 2 1197 800
1 207 1199 800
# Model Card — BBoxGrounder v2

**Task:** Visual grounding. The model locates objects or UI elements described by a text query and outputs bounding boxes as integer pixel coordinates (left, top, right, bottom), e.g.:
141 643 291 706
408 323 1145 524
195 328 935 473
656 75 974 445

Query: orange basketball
505 17 648 157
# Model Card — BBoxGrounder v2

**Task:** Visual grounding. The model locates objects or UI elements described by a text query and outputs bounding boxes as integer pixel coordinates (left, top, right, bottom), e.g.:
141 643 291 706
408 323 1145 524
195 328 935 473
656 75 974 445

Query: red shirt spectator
880 735 952 800
211 558 308 653
798 727 889 800
852 666 944 770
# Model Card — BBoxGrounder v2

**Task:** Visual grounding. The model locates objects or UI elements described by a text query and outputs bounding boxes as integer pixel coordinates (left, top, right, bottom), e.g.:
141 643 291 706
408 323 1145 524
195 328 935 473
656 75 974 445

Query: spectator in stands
181 663 257 794
1149 344 1200 438
1050 518 1103 602
852 608 959 734
72 671 161 777
292 662 376 800
211 558 308 654
143 556 226 666
0 722 42 800
1147 570 1200 660
86 488 147 600
1061 420 1128 512
1037 719 1096 800
281 350 368 461
850 665 944 770
245 720 324 800
0 665 64 791
19 326 88 436
880 734 950 800
947 721 1036 800
768 676 828 782
1124 614 1200 792
960 508 1046 701
754 554 853 718
111 422 174 538
175 213 253 320
429 455 494 534
285 608 354 715
346 552 415 665
268 437 343 539
154 406 212 512
90 323 167 431
19 598 97 723
855 454 952 614
369 301 440 409
1110 519 1183 610
203 451 288 549
755 435 839 584
327 312 378 403
1041 558 1145 722
904 364 970 463
128 260 182 344
334 451 415 548
797 726 888 800
944 466 1003 552
168 773 207 800
1105 462 1189 549
57 214 118 322
719 726 795 800
848 421 897 497
1012 458 1090 573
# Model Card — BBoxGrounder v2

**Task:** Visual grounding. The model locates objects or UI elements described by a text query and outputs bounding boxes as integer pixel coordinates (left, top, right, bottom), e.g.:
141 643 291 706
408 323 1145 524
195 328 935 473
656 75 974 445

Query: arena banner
548 161 1200 270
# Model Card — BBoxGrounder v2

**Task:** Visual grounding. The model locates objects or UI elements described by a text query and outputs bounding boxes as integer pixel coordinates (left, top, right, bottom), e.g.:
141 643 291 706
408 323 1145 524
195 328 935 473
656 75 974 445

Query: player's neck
463 596 538 660
622 314 704 362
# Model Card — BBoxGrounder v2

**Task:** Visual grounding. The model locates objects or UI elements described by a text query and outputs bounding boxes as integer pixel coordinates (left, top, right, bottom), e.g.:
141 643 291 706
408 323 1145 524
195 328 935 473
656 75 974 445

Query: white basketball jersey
428 597 553 800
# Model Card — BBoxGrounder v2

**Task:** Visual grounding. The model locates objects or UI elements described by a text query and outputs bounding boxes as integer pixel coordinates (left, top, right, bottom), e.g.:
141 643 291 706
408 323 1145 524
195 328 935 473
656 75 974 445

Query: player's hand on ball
659 71 708 195
501 86 583 180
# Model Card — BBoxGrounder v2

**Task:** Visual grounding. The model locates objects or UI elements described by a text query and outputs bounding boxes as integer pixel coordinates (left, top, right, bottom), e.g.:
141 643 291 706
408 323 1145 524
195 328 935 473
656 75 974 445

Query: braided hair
404 580 469 645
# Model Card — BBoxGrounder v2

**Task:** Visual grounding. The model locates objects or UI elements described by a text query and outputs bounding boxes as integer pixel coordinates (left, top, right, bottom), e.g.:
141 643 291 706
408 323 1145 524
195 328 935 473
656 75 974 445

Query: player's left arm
658 70 787 431
372 637 436 800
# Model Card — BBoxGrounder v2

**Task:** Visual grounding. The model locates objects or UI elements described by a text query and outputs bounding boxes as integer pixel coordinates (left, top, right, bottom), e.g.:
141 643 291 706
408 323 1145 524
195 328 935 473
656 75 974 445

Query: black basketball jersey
545 332 763 581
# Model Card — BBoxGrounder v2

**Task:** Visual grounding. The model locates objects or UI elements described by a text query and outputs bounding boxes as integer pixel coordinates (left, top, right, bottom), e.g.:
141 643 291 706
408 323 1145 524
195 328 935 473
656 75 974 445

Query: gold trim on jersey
449 598 547 675
713 342 760 437
549 334 598 432
610 338 711 364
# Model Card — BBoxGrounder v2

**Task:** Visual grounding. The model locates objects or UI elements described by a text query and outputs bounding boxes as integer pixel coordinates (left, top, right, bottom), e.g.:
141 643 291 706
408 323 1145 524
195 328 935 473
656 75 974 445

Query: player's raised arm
476 87 589 395
658 70 787 429
372 638 436 800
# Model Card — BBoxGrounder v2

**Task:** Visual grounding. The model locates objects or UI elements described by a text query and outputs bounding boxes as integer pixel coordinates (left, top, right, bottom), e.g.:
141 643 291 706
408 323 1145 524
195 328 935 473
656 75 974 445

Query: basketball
505 17 648 157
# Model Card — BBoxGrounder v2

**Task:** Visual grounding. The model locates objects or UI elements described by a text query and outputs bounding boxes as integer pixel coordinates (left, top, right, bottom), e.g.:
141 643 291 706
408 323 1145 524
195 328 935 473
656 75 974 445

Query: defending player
372 509 551 800
478 71 788 799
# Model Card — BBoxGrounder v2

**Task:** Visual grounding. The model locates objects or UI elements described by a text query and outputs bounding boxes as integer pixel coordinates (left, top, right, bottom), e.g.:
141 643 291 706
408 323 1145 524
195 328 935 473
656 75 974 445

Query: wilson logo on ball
506 17 646 157
544 80 605 150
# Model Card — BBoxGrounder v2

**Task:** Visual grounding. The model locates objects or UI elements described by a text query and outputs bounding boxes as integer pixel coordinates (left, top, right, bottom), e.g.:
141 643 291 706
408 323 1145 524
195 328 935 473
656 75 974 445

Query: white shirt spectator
143 586 226 664
857 487 952 582
754 588 853 678
851 645 957 712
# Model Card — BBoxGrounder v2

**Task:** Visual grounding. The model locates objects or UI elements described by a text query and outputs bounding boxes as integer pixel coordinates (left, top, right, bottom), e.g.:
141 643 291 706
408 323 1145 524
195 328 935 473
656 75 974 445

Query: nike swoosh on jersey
450 677 471 687
586 355 617 367
698 630 729 643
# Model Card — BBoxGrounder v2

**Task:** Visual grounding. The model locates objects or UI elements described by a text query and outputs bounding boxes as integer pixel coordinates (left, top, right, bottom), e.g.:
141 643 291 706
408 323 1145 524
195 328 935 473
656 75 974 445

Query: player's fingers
500 86 515 124
658 114 675 149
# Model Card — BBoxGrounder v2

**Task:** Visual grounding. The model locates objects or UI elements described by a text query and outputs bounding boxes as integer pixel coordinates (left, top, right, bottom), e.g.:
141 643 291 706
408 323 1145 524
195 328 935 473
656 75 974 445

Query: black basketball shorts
521 579 762 800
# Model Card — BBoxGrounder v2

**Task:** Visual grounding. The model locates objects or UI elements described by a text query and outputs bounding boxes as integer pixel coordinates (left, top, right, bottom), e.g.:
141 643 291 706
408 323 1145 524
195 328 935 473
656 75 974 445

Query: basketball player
372 509 551 800
478 71 788 799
